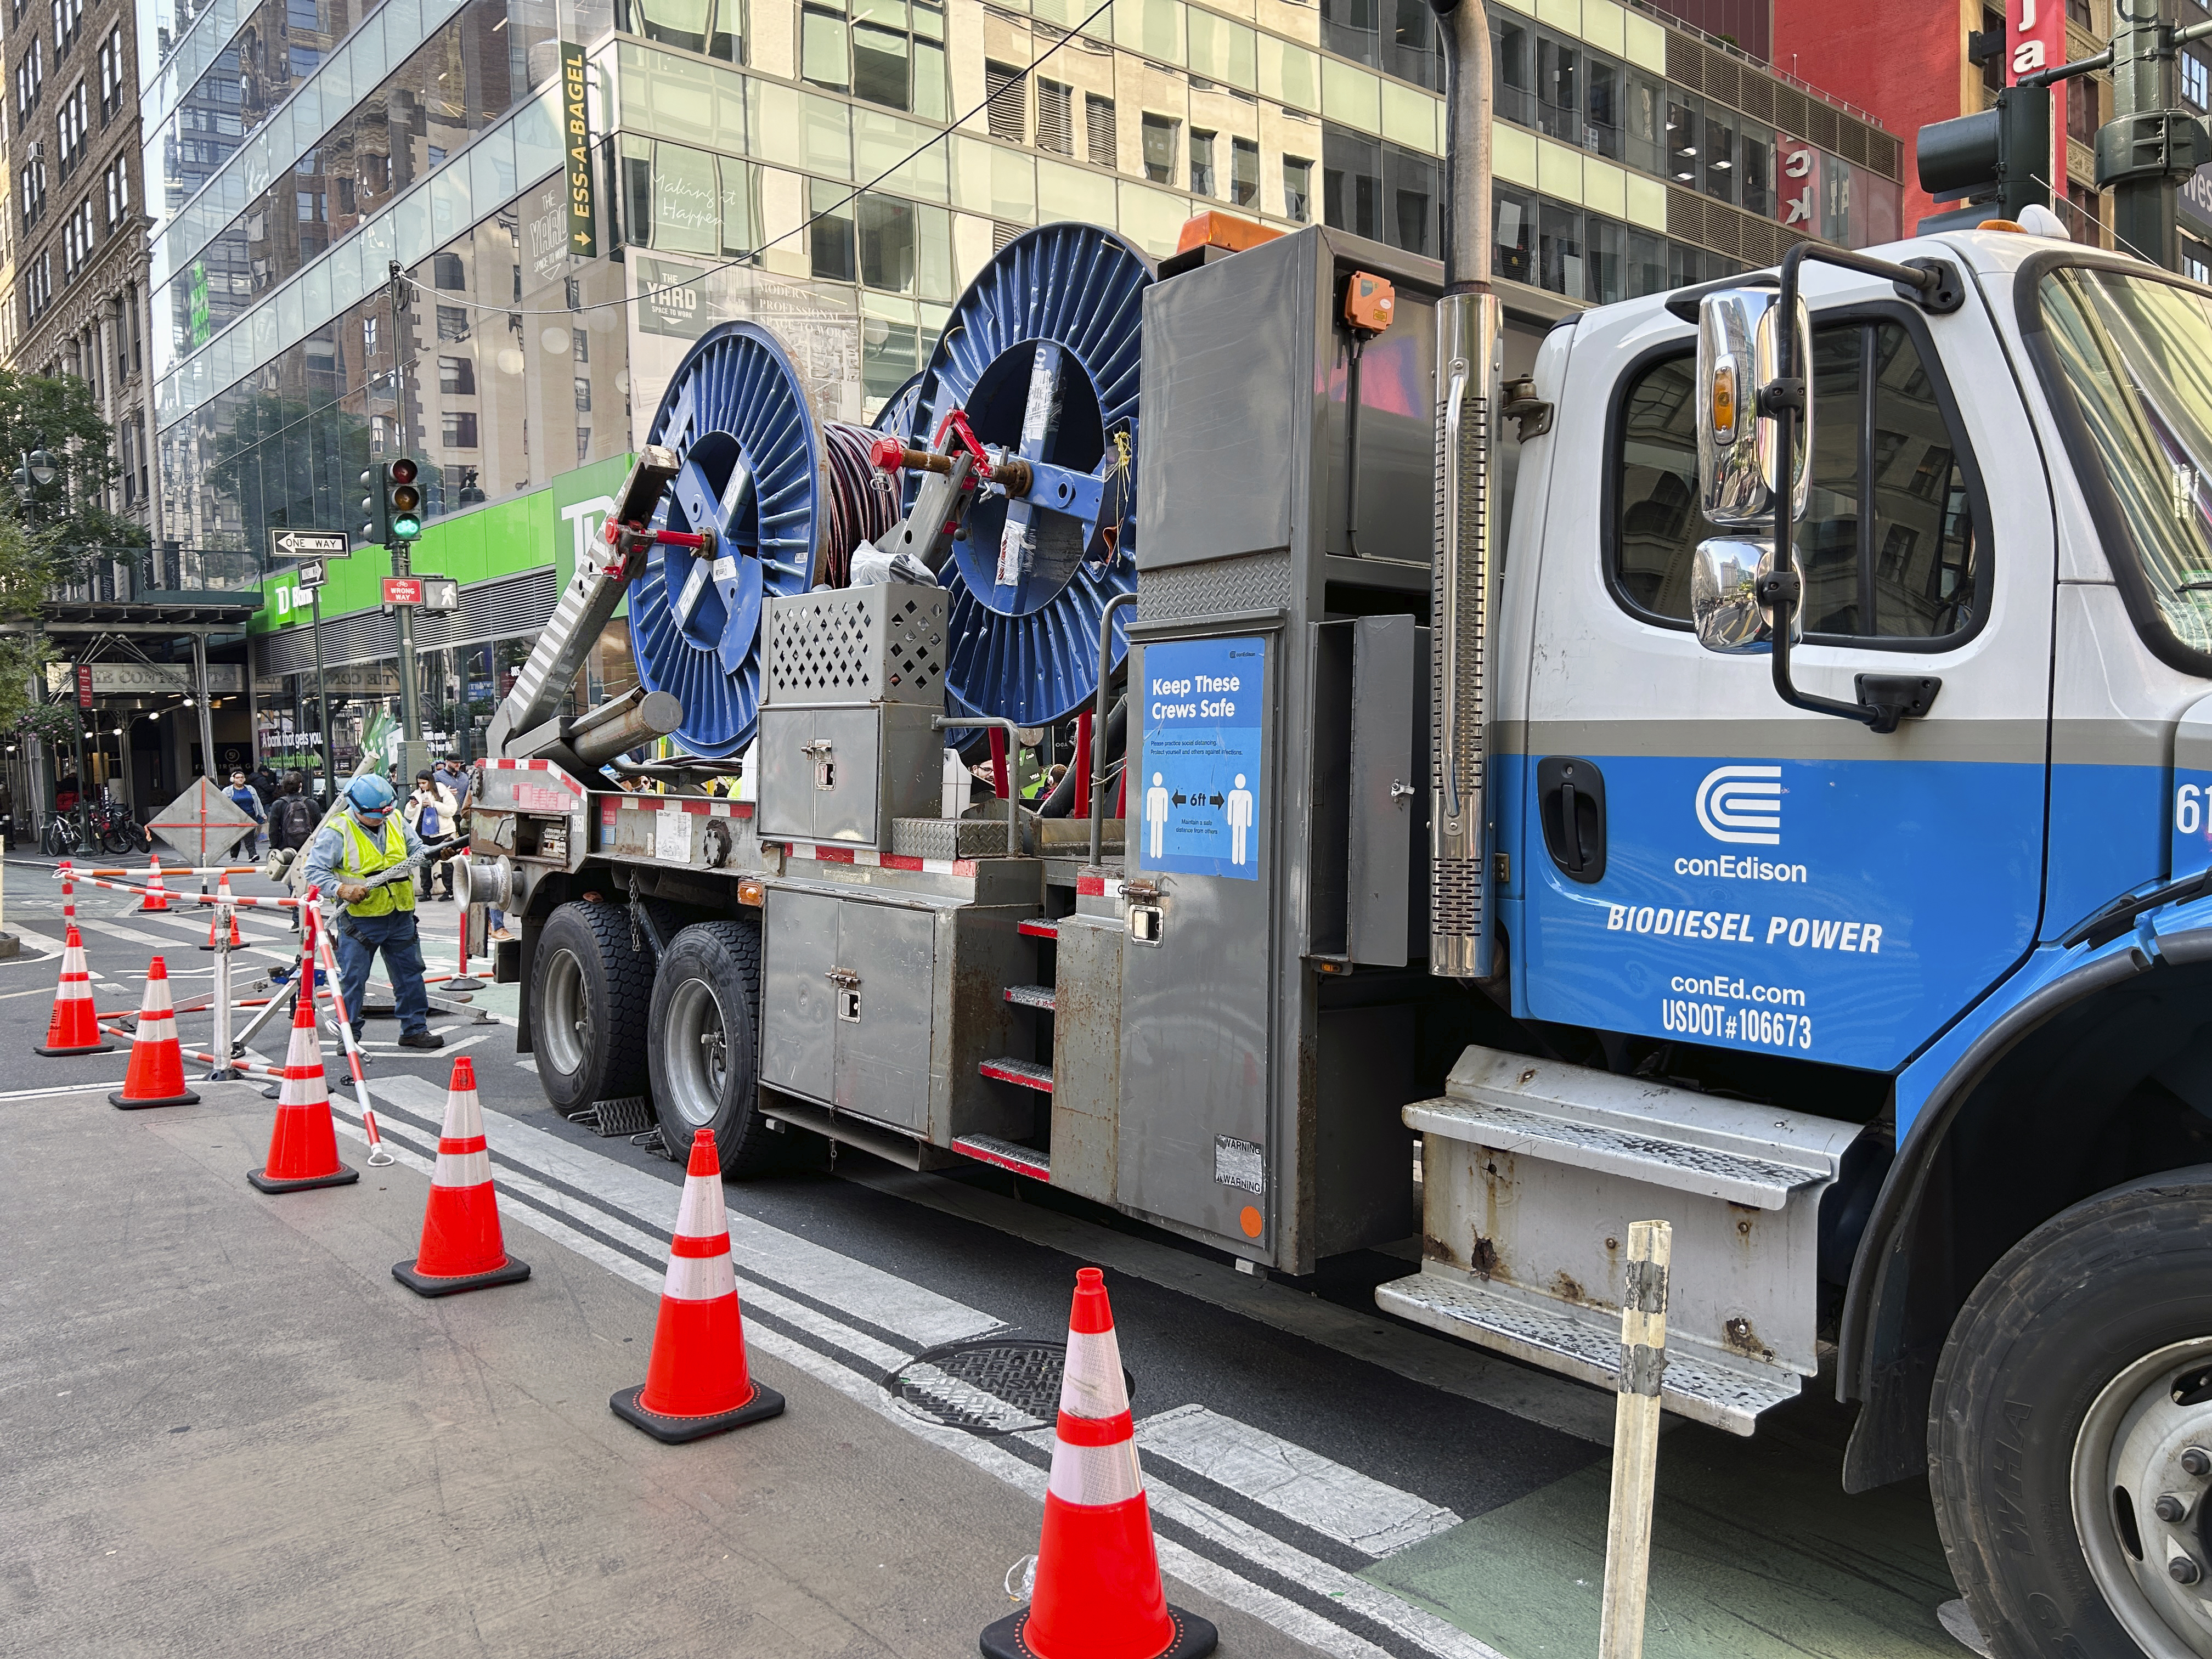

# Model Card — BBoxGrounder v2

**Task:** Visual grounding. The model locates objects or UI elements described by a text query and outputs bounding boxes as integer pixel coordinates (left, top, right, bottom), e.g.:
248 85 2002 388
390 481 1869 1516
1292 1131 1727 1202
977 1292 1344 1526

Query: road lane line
1137 1403 1463 1558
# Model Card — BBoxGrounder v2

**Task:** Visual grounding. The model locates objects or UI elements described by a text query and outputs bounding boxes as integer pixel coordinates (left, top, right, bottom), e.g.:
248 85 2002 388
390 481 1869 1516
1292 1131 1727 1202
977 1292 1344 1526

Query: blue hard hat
346 775 397 814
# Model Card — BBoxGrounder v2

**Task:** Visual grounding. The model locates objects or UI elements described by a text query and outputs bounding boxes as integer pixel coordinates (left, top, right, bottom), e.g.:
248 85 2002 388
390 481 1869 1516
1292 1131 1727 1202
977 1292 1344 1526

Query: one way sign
269 527 351 558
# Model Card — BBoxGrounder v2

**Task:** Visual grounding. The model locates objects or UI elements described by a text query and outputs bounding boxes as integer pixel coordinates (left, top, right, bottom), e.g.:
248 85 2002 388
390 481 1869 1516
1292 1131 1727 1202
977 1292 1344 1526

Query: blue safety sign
1138 636 1265 881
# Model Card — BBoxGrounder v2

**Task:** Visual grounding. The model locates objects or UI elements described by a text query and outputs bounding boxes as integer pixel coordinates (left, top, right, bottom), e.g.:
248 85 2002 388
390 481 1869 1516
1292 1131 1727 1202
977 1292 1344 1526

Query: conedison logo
1695 765 1783 845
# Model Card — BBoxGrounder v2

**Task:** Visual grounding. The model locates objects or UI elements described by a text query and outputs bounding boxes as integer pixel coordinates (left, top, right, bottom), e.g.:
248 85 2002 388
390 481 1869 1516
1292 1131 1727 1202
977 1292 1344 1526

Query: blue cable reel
629 323 822 758
910 222 1152 730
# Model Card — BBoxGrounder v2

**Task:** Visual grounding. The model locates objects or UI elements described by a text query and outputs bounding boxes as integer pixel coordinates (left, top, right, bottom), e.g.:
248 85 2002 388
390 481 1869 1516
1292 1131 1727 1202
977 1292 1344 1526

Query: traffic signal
1916 84 2052 232
358 461 390 545
389 457 423 541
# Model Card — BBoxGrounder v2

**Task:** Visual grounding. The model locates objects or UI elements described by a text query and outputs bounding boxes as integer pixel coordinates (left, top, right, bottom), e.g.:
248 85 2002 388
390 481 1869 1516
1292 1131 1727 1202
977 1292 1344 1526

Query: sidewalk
0 1081 1305 1658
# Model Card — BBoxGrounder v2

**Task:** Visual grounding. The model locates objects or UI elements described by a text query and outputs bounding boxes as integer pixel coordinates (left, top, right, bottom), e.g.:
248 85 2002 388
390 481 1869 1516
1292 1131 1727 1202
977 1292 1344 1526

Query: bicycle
39 810 84 859
87 798 139 855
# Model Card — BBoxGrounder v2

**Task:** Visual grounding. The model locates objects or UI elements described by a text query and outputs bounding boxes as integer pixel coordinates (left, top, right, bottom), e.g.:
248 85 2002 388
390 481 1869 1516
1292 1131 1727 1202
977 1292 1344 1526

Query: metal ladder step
1374 1271 1801 1437
1004 983 1056 1011
1018 918 1059 940
979 1056 1054 1093
952 1133 1051 1181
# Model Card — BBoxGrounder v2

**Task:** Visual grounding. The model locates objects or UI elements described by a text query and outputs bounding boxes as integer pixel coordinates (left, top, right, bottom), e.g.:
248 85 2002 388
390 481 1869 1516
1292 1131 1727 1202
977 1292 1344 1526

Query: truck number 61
2179 783 2204 837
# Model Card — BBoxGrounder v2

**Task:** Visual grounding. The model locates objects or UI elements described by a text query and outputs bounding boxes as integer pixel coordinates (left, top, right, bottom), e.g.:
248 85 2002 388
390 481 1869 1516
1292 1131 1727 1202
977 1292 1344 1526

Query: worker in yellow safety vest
301 773 444 1052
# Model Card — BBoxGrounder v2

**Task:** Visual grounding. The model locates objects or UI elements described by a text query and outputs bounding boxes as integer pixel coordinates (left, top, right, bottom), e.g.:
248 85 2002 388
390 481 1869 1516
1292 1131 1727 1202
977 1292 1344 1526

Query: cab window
1611 317 1983 642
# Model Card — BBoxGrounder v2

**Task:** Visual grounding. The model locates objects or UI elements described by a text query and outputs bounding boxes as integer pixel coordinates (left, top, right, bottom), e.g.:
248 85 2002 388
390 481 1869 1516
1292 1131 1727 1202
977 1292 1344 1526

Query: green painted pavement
1361 1396 1964 1659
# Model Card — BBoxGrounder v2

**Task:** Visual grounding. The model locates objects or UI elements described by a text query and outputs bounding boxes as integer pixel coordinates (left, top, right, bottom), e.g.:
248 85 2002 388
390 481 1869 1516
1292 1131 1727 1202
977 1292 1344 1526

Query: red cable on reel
816 421 902 589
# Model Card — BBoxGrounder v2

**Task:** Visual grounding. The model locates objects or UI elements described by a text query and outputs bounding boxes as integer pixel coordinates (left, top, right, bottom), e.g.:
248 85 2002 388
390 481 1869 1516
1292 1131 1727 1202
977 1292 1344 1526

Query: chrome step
1005 983 1056 1011
1018 917 1059 940
1374 1271 1801 1437
979 1056 1054 1093
953 1133 1051 1180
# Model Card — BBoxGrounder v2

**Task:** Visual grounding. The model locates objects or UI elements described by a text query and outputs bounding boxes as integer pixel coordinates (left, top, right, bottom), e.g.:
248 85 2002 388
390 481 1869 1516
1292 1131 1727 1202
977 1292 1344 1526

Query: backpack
273 794 317 845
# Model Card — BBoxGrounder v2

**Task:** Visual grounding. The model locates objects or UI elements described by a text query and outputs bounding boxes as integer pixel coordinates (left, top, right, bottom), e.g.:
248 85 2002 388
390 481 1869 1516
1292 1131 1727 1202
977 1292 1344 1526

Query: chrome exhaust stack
1427 0 1501 978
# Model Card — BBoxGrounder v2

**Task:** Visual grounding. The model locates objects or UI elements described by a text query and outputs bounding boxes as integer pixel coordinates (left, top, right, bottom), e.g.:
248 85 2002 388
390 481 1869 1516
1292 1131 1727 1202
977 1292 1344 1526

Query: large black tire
529 900 654 1115
1929 1167 2212 1659
645 919 774 1175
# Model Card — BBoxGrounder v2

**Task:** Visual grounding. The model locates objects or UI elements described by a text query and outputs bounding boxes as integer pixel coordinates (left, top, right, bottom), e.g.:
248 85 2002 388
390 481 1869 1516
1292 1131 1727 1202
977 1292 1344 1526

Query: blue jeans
332 909 430 1037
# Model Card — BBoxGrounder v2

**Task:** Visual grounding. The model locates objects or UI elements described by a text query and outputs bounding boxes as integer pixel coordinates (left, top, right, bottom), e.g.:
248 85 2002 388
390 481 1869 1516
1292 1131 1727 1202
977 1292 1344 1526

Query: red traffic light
390 456 419 486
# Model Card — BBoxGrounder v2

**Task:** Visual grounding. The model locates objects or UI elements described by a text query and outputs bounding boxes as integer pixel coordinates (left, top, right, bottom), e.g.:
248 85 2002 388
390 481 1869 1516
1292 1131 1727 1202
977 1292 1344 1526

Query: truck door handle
1536 756 1607 885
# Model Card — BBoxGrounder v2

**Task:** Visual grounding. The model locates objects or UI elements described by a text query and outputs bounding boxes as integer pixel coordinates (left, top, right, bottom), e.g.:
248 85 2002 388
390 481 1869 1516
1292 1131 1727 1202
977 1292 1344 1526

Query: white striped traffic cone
247 988 359 1194
393 1056 531 1296
611 1127 785 1443
34 923 116 1057
109 957 201 1109
981 1268 1218 1659
140 856 171 912
200 874 242 950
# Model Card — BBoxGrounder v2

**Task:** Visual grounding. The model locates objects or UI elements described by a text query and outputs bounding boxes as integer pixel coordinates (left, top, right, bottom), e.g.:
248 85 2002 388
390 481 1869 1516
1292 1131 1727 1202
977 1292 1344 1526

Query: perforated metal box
764 586 950 707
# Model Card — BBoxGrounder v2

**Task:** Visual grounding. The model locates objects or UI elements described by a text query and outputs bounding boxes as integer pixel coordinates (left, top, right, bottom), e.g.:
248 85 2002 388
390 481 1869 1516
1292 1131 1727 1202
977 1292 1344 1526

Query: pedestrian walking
227 769 268 857
405 770 459 901
302 774 443 1052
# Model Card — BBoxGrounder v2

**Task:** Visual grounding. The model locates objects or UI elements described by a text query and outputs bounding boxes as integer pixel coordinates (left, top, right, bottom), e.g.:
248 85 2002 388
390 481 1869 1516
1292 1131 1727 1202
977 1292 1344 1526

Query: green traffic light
392 514 422 539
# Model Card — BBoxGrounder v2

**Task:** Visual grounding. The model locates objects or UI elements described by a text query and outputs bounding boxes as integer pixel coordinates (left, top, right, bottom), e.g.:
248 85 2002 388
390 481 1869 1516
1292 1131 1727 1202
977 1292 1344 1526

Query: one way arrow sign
269 527 352 558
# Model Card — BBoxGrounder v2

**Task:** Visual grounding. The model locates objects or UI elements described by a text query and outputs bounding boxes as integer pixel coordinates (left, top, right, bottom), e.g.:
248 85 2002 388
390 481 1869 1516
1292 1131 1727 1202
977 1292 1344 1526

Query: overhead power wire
417 0 1117 320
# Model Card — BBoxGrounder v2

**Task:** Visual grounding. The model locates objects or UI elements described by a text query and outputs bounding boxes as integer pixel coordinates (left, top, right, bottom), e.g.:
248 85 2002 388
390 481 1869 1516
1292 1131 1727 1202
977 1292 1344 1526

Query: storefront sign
75 665 93 709
1779 142 1820 230
61 663 247 696
563 42 597 258
637 257 709 339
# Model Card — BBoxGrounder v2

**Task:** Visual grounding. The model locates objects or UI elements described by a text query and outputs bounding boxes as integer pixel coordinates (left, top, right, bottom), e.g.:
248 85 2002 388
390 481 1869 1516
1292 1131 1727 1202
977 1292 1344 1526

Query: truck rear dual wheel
530 901 654 1114
646 919 775 1176
1931 1169 2212 1659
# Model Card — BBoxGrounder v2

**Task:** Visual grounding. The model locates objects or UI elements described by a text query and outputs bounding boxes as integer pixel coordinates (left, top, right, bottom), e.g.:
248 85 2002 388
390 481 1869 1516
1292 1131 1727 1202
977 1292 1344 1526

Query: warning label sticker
1138 636 1265 882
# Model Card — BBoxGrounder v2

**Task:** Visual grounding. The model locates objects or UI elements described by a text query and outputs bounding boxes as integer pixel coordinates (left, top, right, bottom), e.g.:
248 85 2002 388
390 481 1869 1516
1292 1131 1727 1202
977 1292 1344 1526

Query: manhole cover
882 1337 1136 1436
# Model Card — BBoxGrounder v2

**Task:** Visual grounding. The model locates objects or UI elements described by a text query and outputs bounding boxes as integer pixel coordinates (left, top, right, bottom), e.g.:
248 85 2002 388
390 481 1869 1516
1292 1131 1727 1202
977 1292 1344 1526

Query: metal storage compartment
758 878 1037 1146
755 703 944 847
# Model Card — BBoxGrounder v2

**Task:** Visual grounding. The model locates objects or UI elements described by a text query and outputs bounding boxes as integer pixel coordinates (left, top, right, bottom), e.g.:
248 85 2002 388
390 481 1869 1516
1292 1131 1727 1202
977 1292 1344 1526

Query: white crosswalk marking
1136 1404 1462 1556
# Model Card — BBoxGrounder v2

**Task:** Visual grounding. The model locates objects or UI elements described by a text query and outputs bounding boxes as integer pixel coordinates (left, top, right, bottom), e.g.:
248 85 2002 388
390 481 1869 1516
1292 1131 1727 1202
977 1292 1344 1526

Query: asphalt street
0 857 1978 1659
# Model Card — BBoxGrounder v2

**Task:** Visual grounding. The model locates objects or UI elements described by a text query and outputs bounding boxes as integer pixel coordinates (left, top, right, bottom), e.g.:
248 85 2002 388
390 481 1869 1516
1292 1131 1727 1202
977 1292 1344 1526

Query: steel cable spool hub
911 221 1151 729
629 323 829 758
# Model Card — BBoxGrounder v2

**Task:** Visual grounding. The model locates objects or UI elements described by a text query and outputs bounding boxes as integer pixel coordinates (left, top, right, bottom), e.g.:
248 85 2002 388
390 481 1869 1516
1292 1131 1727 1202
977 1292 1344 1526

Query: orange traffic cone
247 987 359 1194
200 875 242 951
109 957 201 1110
34 924 116 1057
139 856 171 913
393 1057 531 1296
611 1127 785 1442
981 1268 1218 1659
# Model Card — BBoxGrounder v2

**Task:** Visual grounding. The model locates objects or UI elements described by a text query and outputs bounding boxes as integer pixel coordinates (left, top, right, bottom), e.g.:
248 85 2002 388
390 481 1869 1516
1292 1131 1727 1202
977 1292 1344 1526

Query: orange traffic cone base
110 1083 200 1110
35 1037 115 1057
393 1254 532 1297
609 1379 785 1444
980 1606 1217 1659
247 1163 360 1194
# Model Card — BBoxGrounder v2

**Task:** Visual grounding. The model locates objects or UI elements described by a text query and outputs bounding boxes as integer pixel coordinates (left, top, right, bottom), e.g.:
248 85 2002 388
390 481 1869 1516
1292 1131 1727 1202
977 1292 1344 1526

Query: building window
1321 0 1437 88
1232 137 1259 207
20 158 47 229
1037 78 1073 155
1141 113 1178 184
50 0 79 54
437 354 475 394
97 25 120 121
436 304 468 341
1086 94 1117 167
61 196 93 276
801 0 946 119
442 410 479 448
1323 126 1380 239
573 328 589 363
2068 182 2102 245
15 35 42 120
432 252 465 288
1190 128 1216 197
986 60 1025 142
1283 155 1311 222
2186 52 2209 111
58 81 88 175
2185 242 2211 285
101 153 125 228
620 0 746 61
809 177 857 281
857 193 917 290
2065 0 2091 24
2069 78 2102 145
573 376 592 413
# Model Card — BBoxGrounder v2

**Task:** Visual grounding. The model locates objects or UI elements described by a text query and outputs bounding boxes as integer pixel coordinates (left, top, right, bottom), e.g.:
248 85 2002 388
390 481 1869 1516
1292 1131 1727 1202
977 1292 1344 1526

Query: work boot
398 1029 445 1051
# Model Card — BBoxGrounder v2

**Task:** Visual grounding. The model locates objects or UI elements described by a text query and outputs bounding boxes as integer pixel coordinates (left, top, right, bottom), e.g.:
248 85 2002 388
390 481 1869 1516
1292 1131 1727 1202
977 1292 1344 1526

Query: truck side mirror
1695 286 1812 529
1691 537 1803 654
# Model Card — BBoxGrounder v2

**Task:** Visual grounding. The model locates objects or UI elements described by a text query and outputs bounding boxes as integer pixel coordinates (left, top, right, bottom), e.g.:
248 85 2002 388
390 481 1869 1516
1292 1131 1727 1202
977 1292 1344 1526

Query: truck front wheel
1930 1167 2212 1659
529 901 653 1115
646 919 774 1175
